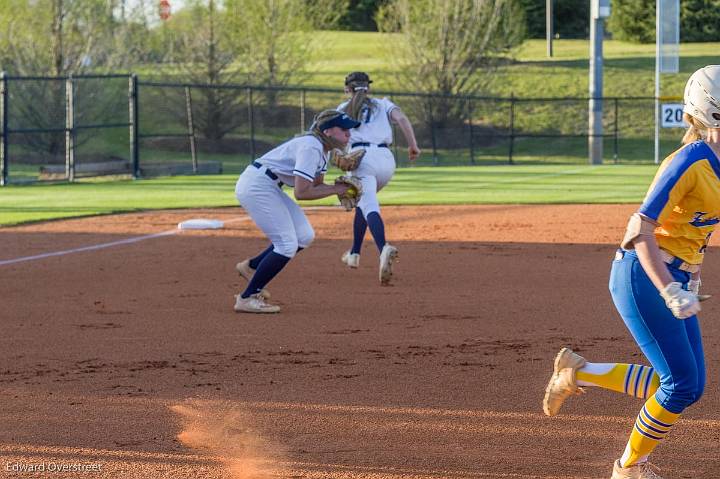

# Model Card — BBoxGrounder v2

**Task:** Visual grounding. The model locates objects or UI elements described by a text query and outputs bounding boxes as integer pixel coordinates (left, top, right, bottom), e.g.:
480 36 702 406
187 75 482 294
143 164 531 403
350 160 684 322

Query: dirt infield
1 205 718 479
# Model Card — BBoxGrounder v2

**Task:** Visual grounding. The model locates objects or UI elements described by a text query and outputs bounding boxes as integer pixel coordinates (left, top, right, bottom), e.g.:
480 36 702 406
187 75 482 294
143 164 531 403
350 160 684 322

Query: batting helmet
683 65 720 128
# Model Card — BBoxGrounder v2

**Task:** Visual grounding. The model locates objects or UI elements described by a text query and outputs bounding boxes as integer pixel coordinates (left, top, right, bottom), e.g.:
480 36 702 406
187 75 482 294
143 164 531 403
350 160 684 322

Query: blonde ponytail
682 113 706 145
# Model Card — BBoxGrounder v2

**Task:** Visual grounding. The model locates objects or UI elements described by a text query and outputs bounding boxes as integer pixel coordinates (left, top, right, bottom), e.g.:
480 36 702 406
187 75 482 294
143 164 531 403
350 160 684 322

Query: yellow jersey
639 141 720 264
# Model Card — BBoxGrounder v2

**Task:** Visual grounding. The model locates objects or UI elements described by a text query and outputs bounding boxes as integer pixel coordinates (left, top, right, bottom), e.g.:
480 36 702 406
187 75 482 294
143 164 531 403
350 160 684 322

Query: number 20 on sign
661 103 687 128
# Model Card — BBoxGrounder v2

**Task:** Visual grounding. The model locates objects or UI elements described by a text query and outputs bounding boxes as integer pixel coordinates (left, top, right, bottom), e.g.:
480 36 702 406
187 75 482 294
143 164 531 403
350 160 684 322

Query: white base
177 218 225 230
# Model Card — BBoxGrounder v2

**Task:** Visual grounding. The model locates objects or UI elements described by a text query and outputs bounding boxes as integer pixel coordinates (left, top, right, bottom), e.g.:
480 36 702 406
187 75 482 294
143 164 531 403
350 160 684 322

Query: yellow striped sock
576 363 659 398
620 394 680 467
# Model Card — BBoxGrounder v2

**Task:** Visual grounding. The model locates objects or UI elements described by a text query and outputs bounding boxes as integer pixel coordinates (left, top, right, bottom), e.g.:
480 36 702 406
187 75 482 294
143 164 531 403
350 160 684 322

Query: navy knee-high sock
242 251 291 298
366 212 386 252
351 207 368 254
248 244 274 269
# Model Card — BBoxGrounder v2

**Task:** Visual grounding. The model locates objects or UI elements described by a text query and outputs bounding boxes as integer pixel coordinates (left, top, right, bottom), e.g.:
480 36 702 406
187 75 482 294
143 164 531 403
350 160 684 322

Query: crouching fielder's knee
296 227 315 250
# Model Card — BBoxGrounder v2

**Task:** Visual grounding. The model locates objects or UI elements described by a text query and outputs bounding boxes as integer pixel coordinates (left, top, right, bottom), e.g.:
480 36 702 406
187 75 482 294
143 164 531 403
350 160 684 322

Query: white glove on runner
660 282 701 319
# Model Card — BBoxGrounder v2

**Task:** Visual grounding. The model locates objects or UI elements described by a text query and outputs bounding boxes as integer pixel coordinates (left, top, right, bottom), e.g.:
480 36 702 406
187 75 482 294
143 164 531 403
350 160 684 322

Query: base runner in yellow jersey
544 65 720 479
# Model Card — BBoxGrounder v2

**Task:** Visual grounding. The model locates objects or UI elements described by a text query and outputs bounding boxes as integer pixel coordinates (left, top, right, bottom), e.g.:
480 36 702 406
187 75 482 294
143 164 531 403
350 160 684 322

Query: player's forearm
633 235 675 291
294 183 342 201
396 116 419 149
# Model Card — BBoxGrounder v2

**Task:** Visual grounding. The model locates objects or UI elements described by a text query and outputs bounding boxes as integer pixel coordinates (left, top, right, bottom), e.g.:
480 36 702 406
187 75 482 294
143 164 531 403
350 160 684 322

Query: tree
517 0 544 38
377 0 525 128
0 0 144 157
608 0 720 44
306 0 351 29
553 0 588 39
155 0 246 141
151 0 346 142
607 0 654 43
224 0 316 107
681 0 720 42
335 0 385 31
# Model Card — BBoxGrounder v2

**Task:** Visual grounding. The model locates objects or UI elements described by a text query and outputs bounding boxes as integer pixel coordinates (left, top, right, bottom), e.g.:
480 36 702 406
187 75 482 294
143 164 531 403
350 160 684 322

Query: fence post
467 98 475 165
300 89 306 132
0 72 7 186
429 100 438 165
184 86 198 173
508 93 516 165
613 97 619 163
247 87 255 161
65 75 75 182
129 74 139 178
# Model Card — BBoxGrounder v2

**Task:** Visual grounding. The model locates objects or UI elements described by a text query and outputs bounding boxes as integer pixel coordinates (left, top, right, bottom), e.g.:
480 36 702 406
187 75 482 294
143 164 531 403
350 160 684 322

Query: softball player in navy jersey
233 110 360 313
543 65 720 479
338 72 421 285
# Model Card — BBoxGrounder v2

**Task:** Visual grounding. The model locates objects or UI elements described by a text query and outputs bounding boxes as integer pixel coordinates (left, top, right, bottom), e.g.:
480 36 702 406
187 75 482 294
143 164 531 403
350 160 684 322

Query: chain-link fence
0 73 134 185
0 73 686 185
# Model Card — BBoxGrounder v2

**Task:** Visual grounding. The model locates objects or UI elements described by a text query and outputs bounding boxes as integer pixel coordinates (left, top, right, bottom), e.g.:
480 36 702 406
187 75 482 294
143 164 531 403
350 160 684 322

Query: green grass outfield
0 164 658 227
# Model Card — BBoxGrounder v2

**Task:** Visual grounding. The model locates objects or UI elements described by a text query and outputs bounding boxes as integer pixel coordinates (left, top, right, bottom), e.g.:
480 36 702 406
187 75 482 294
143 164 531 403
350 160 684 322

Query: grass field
32 34 711 170
0 164 658 226
2 33 712 225
304 34 720 97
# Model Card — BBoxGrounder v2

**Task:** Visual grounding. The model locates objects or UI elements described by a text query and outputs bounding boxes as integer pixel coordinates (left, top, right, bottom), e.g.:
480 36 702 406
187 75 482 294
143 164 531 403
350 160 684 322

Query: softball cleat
611 460 663 479
235 259 271 299
542 347 586 416
379 244 398 285
341 250 360 268
233 293 280 314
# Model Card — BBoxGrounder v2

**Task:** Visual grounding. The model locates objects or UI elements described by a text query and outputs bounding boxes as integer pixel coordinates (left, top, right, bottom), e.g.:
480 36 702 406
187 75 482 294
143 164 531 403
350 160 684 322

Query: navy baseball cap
317 111 361 131
345 71 372 85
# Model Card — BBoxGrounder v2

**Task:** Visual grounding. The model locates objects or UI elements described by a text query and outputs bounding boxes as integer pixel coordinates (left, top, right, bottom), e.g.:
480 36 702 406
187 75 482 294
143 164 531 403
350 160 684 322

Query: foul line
0 215 251 267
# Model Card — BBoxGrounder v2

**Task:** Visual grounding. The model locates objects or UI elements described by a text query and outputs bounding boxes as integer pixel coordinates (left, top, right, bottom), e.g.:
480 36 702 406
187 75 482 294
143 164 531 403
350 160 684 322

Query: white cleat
233 293 280 314
379 244 398 285
235 259 271 300
611 460 663 479
341 250 360 268
542 347 587 416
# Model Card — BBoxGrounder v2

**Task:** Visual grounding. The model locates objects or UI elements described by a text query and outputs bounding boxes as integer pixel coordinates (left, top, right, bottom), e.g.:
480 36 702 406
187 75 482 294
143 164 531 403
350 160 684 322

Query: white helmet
683 65 720 128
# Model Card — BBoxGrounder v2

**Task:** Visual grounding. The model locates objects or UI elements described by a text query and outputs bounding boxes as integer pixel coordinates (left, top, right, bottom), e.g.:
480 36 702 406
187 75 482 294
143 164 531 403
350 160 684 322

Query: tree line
341 0 720 42
0 0 524 153
0 0 716 157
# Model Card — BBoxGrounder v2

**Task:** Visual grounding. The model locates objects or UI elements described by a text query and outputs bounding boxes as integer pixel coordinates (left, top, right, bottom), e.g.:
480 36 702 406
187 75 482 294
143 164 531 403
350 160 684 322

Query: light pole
588 0 611 165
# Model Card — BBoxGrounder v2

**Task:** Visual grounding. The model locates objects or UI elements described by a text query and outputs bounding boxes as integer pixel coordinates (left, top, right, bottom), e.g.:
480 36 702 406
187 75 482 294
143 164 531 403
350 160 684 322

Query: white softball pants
350 146 395 217
235 165 314 258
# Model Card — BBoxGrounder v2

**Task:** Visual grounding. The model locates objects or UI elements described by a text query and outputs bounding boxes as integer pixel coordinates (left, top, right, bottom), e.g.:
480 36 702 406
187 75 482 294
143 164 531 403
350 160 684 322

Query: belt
252 161 284 187
351 142 389 148
659 249 700 273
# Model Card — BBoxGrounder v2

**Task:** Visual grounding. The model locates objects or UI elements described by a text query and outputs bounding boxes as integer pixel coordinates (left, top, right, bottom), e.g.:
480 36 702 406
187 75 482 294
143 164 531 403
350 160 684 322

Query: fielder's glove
335 175 363 211
660 282 701 319
331 148 365 171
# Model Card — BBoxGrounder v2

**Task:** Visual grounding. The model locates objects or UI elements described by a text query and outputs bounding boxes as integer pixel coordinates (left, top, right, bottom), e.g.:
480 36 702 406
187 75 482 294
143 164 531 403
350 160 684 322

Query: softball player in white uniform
337 71 421 285
234 110 360 313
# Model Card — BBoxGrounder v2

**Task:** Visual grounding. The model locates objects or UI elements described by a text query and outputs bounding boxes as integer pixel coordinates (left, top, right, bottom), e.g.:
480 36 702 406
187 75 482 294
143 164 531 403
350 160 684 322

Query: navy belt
351 142 389 148
252 161 284 187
